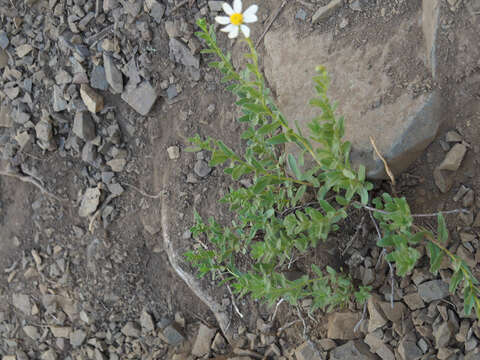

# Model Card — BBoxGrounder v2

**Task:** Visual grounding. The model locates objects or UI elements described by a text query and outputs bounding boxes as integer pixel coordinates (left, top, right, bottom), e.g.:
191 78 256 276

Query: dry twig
255 0 289 48
370 136 396 187
0 171 67 202
123 182 164 199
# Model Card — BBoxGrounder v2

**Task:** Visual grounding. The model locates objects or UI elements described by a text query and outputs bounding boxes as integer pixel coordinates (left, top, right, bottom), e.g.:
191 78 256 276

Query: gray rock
81 142 97 164
191 324 217 357
438 143 467 171
418 280 449 302
15 131 33 150
433 168 453 193
327 312 362 340
70 329 87 347
166 85 178 100
194 160 212 178
145 0 165 22
41 349 57 360
140 310 155 332
0 31 9 49
90 65 109 91
103 54 123 94
162 324 185 346
53 85 68 112
445 130 462 142
23 326 40 340
73 112 96 141
453 185 469 201
121 81 157 116
106 158 126 172
434 322 454 348
79 187 101 217
121 322 140 338
295 341 323 360
169 38 200 69
350 0 362 11
264 4 442 179
367 296 387 332
167 146 180 160
397 338 422 360
35 119 53 143
463 189 475 207
55 70 73 85
14 110 31 124
80 84 104 113
465 352 480 360
107 183 124 196
330 340 378 360
312 0 343 23
403 292 425 310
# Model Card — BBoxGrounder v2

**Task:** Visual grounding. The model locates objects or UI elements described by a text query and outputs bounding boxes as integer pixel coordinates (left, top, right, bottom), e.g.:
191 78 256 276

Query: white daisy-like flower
215 0 258 39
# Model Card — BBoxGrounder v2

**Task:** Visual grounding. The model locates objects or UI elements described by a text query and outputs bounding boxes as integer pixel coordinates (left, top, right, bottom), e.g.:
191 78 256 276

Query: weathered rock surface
330 340 379 360
264 1 442 179
121 81 157 116
327 312 362 340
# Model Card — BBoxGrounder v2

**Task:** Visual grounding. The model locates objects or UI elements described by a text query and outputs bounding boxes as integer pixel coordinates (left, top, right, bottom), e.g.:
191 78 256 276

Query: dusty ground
1 0 480 359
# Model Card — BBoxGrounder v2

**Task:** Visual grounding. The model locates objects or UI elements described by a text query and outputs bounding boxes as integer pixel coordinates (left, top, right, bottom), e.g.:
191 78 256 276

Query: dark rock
73 112 96 141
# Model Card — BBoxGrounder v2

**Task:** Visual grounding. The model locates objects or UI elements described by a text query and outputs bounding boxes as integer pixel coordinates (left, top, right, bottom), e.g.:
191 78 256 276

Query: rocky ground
0 0 480 359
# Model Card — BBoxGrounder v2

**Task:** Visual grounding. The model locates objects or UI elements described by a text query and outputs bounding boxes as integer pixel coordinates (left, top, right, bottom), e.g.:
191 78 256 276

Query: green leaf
342 169 355 180
358 165 366 182
427 242 444 275
359 187 368 205
243 103 266 113
267 133 288 145
292 185 307 207
449 270 463 294
252 176 270 193
258 121 280 136
288 154 302 180
184 146 201 153
464 286 474 315
437 213 448 244
210 150 229 166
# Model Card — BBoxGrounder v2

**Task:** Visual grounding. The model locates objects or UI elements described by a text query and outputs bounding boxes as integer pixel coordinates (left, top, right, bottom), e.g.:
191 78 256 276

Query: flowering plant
185 2 480 320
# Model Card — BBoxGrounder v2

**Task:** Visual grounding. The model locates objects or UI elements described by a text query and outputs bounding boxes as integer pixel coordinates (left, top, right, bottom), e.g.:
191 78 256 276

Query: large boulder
264 0 441 179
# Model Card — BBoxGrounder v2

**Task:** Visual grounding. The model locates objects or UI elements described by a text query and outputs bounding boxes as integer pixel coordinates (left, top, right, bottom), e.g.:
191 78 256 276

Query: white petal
215 16 231 25
243 12 257 23
243 4 258 18
240 24 250 38
228 25 239 38
221 24 236 33
233 0 242 13
222 2 234 15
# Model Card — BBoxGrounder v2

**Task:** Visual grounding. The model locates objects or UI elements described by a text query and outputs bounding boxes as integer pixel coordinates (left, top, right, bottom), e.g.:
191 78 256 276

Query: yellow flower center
230 13 243 25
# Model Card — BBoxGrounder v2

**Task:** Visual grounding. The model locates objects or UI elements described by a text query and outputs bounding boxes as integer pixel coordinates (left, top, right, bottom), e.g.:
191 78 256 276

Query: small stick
358 202 468 218
0 171 66 202
341 215 365 255
88 193 118 232
277 319 301 335
255 0 289 48
370 136 395 186
296 306 307 339
123 182 164 199
353 302 367 333
270 298 285 323
226 282 244 319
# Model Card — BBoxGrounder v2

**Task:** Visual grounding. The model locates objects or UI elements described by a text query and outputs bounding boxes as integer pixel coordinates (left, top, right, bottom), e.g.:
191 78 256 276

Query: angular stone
106 158 126 172
23 325 40 340
295 341 323 360
0 105 12 128
438 143 467 171
330 340 378 360
418 280 449 302
121 81 157 116
15 131 32 150
90 65 109 91
73 112 96 141
79 187 101 217
69 329 86 347
327 312 362 340
35 119 53 143
16 44 33 58
49 326 71 338
162 324 185 346
13 294 31 315
80 84 104 113
41 349 57 360
145 0 165 22
191 324 217 357
403 292 425 310
121 322 140 338
50 86 66 112
103 54 123 94
264 9 442 179
0 31 9 49
55 70 73 85
140 310 155 332
169 38 200 69
167 146 180 160
368 296 388 332
434 322 454 348
433 167 454 193
194 160 212 178
445 130 462 143
312 0 343 23
375 344 395 360
378 301 406 323
398 338 422 360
